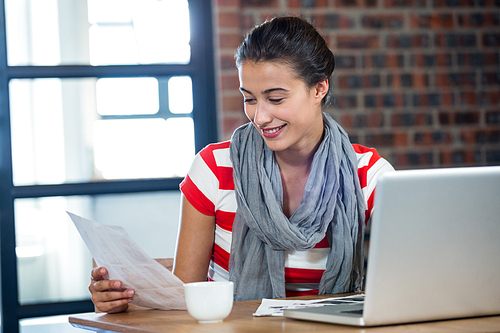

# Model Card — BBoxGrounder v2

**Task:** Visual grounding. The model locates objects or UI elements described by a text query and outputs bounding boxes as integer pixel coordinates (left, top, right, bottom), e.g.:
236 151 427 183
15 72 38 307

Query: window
0 0 217 331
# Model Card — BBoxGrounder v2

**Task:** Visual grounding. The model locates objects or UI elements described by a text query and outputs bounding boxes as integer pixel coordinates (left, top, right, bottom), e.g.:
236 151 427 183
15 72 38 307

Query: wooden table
69 295 500 333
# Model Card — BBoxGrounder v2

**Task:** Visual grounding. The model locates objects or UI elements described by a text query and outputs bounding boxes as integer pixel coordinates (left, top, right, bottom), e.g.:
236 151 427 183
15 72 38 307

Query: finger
91 267 108 280
92 289 134 312
95 298 132 313
91 279 124 292
93 289 134 303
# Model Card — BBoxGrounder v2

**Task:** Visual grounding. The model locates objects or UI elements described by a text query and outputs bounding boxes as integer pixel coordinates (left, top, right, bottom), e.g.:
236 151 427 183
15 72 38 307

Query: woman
89 16 394 313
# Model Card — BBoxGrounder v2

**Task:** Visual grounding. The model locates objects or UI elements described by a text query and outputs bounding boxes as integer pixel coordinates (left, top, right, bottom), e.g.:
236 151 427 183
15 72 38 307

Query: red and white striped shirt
179 141 394 296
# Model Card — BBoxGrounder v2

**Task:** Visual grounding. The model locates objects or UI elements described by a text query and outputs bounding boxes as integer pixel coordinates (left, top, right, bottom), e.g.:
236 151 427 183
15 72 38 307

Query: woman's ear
314 79 329 104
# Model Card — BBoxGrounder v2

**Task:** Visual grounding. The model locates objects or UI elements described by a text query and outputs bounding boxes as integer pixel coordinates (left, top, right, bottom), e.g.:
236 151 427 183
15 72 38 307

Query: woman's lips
261 124 286 139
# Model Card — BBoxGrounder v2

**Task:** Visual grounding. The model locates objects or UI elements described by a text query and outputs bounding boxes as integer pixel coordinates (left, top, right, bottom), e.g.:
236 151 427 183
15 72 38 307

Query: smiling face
238 61 328 156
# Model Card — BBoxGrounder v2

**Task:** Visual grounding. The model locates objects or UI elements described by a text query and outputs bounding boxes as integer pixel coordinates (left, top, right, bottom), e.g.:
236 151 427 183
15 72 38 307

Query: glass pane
5 0 190 66
88 25 139 65
96 78 159 115
165 117 196 175
15 191 181 305
10 78 195 185
168 76 193 114
87 0 133 23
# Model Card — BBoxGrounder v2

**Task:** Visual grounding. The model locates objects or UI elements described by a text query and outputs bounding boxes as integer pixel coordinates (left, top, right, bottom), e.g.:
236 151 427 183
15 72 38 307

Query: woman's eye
244 98 255 104
269 98 283 104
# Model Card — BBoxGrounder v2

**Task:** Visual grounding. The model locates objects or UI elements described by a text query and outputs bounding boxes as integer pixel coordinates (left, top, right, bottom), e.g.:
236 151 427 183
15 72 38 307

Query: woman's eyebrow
239 87 252 94
239 87 289 94
262 88 288 94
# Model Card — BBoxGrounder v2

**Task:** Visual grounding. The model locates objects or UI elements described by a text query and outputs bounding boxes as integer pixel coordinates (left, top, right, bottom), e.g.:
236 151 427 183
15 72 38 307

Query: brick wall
212 0 500 169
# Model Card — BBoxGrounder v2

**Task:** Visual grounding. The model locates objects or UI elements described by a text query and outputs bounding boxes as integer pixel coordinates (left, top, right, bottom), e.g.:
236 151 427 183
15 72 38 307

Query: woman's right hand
89 266 135 313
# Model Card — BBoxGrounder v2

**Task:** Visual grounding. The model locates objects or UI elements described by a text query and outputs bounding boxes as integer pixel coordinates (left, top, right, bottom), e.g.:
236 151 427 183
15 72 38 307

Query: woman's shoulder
351 143 380 158
351 143 387 167
195 140 233 171
351 143 395 181
198 141 231 159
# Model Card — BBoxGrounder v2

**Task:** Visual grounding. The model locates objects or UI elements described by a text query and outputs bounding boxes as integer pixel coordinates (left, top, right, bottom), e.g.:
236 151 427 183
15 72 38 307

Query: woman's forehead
238 61 300 92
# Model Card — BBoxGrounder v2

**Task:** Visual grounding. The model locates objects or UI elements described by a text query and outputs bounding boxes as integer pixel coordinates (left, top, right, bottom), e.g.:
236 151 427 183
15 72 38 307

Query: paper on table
253 294 365 316
68 211 186 310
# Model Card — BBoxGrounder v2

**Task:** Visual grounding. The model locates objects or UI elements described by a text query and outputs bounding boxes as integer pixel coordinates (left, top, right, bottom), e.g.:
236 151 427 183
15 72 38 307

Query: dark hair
235 16 335 108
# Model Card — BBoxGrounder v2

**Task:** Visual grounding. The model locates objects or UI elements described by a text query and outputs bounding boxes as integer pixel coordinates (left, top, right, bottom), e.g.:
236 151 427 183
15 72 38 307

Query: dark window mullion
11 178 183 199
6 64 196 79
189 0 218 152
18 300 94 320
0 0 20 331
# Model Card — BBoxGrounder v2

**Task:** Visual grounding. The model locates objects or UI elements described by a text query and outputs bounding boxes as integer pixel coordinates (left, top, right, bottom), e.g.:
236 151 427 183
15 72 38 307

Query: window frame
0 0 217 331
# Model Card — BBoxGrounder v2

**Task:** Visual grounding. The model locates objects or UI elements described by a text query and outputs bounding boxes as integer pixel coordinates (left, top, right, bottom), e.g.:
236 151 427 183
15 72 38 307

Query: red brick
218 12 240 28
439 151 453 165
386 53 404 68
365 132 409 147
435 33 477 48
223 116 248 137
336 35 380 49
390 151 435 168
391 112 433 126
439 150 477 166
410 13 454 29
414 131 453 145
218 32 244 49
387 73 428 88
367 112 385 127
287 0 328 7
384 0 427 7
441 92 455 106
287 0 302 7
432 0 474 7
386 34 430 48
216 0 241 6
239 12 257 31
395 132 409 146
455 111 480 125
411 53 453 67
335 0 360 7
222 95 244 112
310 13 355 29
457 13 500 28
220 73 240 91
459 91 477 106
241 0 278 7
460 130 476 144
362 14 405 29
413 73 429 88
340 114 353 129
459 90 500 106
436 53 453 67
259 12 284 23
219 54 236 70
334 95 358 108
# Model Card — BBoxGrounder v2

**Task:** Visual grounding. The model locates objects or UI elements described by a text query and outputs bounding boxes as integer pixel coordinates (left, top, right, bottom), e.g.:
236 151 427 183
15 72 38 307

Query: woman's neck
275 126 325 218
274 125 324 174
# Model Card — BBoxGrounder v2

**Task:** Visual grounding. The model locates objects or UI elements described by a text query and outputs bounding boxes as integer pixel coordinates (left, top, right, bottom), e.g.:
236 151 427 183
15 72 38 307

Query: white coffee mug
183 281 234 323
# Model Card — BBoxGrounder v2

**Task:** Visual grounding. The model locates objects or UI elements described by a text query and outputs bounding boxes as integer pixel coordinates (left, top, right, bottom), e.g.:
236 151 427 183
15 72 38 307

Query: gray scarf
228 113 365 301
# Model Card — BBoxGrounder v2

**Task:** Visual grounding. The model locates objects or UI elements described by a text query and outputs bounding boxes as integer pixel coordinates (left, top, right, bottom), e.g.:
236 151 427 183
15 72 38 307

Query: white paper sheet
253 294 365 316
68 211 186 310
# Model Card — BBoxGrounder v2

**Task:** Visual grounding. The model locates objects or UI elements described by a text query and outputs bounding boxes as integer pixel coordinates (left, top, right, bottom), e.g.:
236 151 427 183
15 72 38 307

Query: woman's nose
253 102 272 127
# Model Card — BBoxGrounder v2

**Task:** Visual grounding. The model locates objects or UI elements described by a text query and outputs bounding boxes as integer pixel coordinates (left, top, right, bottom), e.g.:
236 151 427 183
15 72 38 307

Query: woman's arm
173 194 216 283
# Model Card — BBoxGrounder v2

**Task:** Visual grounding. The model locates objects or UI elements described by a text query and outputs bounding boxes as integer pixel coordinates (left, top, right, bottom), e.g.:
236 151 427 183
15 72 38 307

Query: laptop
284 166 500 326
